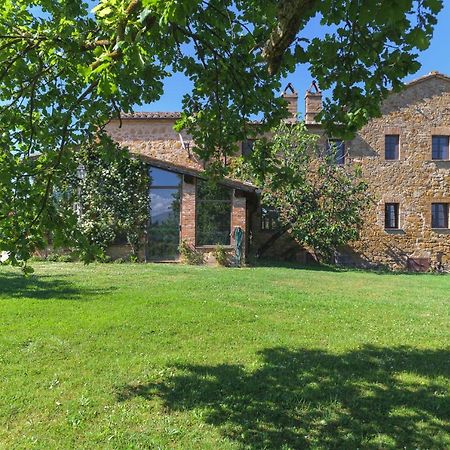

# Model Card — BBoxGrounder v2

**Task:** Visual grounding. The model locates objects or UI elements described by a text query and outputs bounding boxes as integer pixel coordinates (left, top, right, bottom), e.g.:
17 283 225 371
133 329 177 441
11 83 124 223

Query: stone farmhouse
106 71 450 271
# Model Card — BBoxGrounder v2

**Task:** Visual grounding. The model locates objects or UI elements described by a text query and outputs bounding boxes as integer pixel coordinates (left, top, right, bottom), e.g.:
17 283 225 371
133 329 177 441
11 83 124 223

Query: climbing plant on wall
55 135 149 262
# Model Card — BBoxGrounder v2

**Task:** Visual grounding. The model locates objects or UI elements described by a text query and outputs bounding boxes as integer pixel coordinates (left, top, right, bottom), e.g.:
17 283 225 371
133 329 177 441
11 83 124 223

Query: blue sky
138 1 450 116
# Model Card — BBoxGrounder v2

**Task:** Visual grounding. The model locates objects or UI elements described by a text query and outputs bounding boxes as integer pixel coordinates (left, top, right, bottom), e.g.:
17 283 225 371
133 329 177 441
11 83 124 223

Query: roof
116 71 450 123
405 71 450 88
117 110 262 125
120 112 182 120
137 154 258 193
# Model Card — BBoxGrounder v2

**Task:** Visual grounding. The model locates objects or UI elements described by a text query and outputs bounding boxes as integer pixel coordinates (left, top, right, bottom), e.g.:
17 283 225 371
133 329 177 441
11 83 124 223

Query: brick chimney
305 80 322 124
282 82 298 122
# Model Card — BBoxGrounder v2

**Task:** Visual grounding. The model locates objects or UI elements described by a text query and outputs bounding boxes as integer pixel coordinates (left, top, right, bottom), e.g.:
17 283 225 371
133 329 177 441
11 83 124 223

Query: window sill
431 228 450 234
384 229 405 234
195 245 233 250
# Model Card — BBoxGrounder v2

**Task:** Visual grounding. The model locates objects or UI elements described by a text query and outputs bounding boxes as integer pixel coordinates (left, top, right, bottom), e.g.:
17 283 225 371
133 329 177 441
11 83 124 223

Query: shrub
29 255 46 262
97 254 112 263
213 245 229 266
54 136 149 262
128 254 139 263
47 253 60 262
179 240 203 265
57 254 73 263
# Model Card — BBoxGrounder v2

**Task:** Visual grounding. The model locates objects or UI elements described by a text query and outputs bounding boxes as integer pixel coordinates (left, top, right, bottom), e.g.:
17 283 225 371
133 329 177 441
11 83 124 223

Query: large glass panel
149 166 183 187
147 167 181 260
196 181 232 246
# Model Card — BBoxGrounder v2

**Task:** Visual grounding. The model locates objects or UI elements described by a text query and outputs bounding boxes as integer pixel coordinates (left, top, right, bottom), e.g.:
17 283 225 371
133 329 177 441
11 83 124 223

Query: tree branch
262 0 319 75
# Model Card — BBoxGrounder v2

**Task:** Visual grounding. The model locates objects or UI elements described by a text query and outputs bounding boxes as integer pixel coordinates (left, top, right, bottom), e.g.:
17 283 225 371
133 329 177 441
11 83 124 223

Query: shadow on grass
0 272 114 300
117 345 450 449
250 259 345 273
250 259 439 276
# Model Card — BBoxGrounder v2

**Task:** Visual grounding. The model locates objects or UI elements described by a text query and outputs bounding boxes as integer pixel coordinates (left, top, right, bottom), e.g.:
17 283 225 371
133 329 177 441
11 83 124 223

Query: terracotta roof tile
120 112 182 119
118 111 263 124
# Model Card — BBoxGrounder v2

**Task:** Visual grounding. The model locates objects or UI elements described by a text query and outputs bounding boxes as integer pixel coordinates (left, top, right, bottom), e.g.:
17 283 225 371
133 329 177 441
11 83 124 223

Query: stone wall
106 119 204 171
248 74 450 270
344 75 450 270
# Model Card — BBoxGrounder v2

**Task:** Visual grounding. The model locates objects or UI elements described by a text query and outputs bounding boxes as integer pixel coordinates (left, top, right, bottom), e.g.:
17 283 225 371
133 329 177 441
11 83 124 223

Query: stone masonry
343 72 450 270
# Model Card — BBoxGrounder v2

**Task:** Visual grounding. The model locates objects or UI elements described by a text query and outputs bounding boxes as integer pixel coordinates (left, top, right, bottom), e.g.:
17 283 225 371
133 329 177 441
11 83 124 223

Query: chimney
282 83 298 122
305 80 322 124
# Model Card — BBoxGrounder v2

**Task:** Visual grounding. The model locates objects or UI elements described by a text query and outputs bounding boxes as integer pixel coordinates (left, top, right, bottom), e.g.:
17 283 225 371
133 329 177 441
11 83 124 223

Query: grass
0 262 449 449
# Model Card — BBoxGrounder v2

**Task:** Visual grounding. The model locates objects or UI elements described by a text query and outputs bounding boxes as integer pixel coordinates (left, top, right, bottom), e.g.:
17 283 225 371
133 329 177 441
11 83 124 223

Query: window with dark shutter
261 205 279 231
326 139 345 164
385 135 399 160
241 139 255 158
431 203 449 228
432 136 449 160
385 203 399 229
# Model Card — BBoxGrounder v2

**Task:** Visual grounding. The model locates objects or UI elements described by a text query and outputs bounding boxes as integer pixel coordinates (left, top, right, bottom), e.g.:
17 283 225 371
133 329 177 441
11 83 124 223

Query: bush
179 240 203 265
57 254 73 263
47 253 60 262
128 254 139 263
213 245 229 266
97 254 112 263
29 255 46 262
113 257 125 264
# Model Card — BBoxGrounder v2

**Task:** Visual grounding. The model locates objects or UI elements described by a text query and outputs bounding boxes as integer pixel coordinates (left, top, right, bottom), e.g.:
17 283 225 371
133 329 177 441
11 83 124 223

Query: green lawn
0 263 449 449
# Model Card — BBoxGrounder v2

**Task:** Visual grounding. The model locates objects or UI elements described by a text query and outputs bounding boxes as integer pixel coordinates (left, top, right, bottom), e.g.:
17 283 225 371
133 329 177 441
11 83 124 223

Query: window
432 203 449 228
385 135 399 160
261 206 279 231
242 139 255 158
384 203 399 229
326 139 345 164
196 180 232 246
432 136 449 160
148 166 182 260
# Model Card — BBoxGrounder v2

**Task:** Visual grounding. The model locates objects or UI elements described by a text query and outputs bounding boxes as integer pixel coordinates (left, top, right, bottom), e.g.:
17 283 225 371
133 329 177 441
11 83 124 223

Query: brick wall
181 176 196 246
231 191 247 255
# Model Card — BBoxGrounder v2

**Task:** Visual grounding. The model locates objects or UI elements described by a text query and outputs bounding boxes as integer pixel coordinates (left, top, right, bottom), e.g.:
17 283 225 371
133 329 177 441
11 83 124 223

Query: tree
239 122 370 262
0 0 443 268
